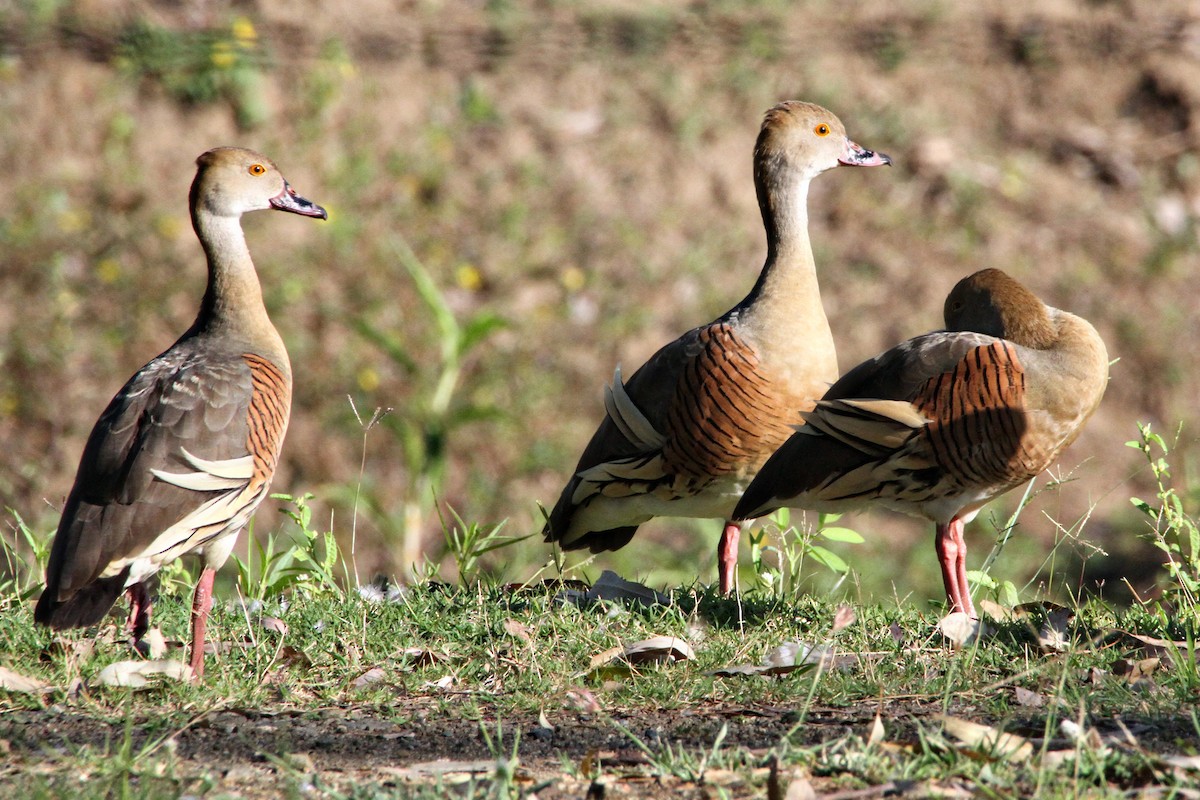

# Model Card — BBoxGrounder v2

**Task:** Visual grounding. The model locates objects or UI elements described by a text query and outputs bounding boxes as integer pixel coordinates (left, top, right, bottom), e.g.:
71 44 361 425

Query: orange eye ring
814 123 831 137
249 163 266 176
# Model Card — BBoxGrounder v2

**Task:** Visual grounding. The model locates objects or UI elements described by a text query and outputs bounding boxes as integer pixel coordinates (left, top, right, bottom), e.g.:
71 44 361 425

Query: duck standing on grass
544 101 892 594
734 268 1109 617
35 147 327 680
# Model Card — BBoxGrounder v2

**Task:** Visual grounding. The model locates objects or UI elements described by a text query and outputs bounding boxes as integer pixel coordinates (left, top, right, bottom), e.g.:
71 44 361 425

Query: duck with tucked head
734 268 1109 617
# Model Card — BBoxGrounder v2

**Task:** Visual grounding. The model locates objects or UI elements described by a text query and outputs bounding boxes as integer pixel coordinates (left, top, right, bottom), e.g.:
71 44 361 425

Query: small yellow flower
232 17 258 46
155 214 183 240
211 41 235 69
357 367 380 392
56 208 90 233
455 263 483 292
560 266 586 292
96 258 121 284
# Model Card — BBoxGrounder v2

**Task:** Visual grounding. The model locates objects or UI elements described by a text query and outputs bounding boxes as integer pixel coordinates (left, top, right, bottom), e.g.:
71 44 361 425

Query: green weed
748 508 863 599
1128 422 1200 606
115 16 268 128
352 236 507 579
233 492 343 603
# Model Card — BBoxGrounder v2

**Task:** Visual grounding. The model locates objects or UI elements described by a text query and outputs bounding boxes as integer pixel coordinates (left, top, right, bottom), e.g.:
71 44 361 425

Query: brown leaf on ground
279 645 313 668
95 659 191 688
977 599 1013 621
0 666 51 695
1111 657 1159 686
503 618 533 643
559 571 671 608
639 637 693 664
710 641 850 677
831 604 856 633
395 647 448 668
936 612 984 647
938 714 1034 763
351 667 386 688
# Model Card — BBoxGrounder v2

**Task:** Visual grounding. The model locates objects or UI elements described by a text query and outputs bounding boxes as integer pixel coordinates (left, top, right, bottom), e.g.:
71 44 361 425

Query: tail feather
34 572 128 630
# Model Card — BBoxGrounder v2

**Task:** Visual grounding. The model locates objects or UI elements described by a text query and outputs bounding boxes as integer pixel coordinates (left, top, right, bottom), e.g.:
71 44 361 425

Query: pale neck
190 209 274 339
741 173 821 316
734 167 837 379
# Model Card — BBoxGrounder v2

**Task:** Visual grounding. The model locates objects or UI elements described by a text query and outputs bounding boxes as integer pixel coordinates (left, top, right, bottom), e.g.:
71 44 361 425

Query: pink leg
718 521 740 596
189 567 216 681
125 583 152 643
935 519 976 618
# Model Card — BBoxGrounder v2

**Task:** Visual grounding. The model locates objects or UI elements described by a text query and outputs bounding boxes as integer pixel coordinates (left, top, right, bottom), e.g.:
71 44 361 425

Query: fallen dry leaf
936 612 984 647
1121 631 1193 663
352 667 386 688
710 640 849 677
260 616 288 635
141 627 168 659
1111 657 1159 685
424 675 455 691
938 714 1033 763
278 645 313 668
624 636 694 664
0 666 51 695
559 570 671 608
1035 607 1074 653
396 647 447 668
503 618 532 643
831 604 856 633
95 659 192 687
978 599 1014 621
867 713 886 747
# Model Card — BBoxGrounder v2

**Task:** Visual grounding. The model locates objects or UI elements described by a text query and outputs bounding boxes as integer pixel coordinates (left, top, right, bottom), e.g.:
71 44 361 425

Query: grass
3 488 1200 797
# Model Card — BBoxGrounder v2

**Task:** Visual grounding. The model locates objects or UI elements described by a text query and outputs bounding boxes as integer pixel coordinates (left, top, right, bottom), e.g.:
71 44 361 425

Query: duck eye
814 124 830 137
248 164 266 176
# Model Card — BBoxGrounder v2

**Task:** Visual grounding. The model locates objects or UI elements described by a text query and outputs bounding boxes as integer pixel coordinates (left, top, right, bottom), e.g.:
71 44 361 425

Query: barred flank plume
243 353 292 491
661 324 802 478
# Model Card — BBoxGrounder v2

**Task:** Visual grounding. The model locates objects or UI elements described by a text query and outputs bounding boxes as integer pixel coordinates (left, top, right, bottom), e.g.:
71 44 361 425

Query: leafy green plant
437 505 530 586
233 493 343 603
115 16 268 128
1129 422 1200 604
1 509 48 606
353 236 507 579
749 508 863 598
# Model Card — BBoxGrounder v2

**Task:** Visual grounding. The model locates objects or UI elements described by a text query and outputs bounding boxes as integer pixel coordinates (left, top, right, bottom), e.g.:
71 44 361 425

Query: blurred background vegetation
1 0 1197 606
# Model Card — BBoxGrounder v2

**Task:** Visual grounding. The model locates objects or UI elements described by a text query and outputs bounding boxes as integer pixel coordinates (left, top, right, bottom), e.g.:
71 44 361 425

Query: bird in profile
35 147 327 679
544 101 892 594
734 268 1109 617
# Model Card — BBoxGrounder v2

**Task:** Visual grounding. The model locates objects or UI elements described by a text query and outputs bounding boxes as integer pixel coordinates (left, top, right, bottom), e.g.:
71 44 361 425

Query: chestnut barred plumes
734 269 1109 617
544 101 892 595
35 147 326 680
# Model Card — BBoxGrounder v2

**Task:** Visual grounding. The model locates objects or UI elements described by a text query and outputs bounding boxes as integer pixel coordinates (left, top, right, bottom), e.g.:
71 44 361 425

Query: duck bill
270 182 328 219
839 138 892 167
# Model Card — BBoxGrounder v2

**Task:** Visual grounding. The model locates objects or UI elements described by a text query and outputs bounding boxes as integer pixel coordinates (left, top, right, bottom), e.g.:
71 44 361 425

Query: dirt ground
4 696 1194 796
